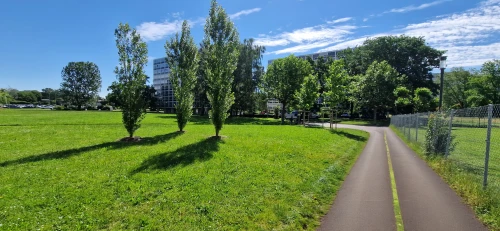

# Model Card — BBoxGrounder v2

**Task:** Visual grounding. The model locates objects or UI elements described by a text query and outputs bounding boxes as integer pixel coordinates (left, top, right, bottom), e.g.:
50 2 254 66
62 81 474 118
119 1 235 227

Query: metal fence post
415 113 419 142
483 104 493 189
403 115 406 136
445 110 455 158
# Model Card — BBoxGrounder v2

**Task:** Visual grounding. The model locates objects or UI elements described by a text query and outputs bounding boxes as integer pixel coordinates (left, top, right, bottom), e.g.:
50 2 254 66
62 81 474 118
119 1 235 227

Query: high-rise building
267 50 342 65
152 58 176 112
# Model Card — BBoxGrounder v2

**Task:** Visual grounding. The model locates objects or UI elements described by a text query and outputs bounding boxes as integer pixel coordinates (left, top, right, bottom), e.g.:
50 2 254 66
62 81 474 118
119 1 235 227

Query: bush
425 113 456 156
54 106 65 110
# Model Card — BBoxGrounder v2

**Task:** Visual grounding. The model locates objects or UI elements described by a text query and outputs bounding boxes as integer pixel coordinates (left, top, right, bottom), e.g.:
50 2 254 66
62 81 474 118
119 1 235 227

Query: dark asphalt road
317 124 487 231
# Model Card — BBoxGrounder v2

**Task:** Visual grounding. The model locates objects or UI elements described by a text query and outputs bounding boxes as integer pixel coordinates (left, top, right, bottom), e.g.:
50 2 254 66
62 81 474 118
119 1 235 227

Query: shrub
424 113 456 156
54 106 65 110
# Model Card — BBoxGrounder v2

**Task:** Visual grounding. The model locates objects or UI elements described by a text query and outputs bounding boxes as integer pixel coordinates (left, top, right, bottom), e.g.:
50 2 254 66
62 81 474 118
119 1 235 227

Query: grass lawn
391 125 500 230
0 109 368 230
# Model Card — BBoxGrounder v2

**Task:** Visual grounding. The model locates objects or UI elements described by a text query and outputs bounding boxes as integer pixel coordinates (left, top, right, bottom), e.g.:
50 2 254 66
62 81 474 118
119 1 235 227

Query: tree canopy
114 23 149 138
60 62 101 110
165 20 199 132
262 55 312 124
341 35 444 93
201 0 240 137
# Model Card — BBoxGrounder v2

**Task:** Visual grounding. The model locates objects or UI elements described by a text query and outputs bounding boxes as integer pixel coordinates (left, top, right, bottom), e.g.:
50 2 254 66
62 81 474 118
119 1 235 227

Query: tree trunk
303 110 306 127
215 129 220 138
281 103 286 125
374 108 377 123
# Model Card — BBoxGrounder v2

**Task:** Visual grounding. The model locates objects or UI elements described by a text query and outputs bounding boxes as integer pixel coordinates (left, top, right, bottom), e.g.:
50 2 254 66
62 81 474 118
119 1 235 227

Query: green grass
391 125 500 230
0 109 368 230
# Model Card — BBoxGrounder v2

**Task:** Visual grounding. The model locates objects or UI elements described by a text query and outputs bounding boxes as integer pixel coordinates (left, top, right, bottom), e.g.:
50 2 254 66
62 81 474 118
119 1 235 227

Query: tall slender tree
165 20 199 132
201 0 240 137
232 38 265 115
114 23 149 138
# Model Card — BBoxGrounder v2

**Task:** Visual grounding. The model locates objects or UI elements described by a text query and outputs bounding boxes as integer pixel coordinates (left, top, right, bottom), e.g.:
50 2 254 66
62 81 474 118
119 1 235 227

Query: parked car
340 113 350 118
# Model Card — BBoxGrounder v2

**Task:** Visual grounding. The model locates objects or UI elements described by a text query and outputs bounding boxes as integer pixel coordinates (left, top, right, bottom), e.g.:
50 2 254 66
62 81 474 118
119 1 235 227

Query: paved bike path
317 124 486 231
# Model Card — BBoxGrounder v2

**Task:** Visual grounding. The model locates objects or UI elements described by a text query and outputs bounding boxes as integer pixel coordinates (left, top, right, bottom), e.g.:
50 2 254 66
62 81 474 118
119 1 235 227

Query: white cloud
317 0 500 67
270 41 335 55
229 8 261 19
254 38 289 47
137 7 260 42
256 24 357 54
327 17 352 24
363 18 369 22
137 20 183 42
386 0 451 14
442 43 500 67
172 12 183 18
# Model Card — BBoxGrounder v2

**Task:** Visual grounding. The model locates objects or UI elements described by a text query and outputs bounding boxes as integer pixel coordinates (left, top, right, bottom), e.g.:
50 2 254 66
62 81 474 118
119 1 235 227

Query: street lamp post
439 56 447 111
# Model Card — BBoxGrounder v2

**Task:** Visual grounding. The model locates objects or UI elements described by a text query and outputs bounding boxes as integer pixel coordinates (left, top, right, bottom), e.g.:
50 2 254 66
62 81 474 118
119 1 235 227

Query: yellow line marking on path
385 131 405 231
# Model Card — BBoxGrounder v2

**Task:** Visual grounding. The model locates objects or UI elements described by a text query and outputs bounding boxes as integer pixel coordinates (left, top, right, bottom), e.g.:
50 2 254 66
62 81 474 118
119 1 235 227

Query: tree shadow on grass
157 115 281 125
0 132 183 167
130 137 222 174
329 129 368 142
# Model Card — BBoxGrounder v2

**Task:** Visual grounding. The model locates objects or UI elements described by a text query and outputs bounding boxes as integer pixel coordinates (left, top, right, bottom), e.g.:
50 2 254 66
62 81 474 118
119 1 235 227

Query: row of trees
441 61 500 109
110 0 245 138
0 88 62 104
262 36 500 123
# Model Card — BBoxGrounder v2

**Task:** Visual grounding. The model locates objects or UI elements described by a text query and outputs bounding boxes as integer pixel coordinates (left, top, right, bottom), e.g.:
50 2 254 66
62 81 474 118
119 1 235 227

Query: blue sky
1 0 499 96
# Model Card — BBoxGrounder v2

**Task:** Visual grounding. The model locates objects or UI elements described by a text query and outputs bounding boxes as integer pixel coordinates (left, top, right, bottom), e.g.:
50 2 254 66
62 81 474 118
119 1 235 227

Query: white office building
153 58 176 112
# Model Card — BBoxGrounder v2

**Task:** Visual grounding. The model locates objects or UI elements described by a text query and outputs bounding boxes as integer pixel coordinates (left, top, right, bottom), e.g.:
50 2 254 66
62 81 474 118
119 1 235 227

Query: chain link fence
391 104 499 190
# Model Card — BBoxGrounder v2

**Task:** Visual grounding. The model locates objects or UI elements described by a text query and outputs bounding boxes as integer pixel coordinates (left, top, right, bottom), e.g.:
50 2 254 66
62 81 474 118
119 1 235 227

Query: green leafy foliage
114 23 149 137
165 20 199 132
232 38 265 115
441 67 475 109
323 60 348 108
295 74 320 111
466 60 500 107
0 89 13 104
341 35 443 93
60 62 101 110
413 87 435 112
358 61 405 120
201 0 240 137
262 55 312 124
424 113 455 156
307 56 333 93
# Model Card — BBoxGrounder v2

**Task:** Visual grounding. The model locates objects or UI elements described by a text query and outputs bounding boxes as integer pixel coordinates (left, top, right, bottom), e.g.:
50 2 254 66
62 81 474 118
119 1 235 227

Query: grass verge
0 110 368 230
390 125 500 230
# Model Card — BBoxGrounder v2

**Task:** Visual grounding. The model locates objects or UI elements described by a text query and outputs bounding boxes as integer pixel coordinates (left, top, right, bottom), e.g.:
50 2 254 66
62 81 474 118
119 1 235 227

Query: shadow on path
0 132 183 167
329 129 368 142
130 137 222 174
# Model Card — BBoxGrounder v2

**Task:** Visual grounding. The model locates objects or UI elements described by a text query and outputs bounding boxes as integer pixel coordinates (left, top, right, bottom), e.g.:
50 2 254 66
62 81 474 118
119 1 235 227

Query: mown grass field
401 122 500 190
392 124 500 230
0 109 368 230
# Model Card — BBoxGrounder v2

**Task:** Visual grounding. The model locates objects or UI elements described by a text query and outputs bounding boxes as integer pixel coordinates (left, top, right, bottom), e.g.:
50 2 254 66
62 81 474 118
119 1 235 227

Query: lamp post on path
438 56 447 111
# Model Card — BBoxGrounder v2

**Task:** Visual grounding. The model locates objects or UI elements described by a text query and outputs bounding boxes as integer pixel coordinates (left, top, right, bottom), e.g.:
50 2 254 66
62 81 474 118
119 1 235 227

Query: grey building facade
153 58 176 112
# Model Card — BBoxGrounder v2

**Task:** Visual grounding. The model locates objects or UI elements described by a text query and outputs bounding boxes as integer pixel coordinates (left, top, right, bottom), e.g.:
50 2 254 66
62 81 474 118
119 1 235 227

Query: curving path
317 124 487 231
